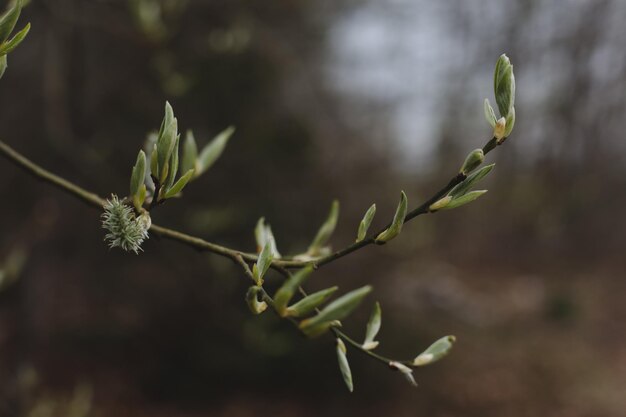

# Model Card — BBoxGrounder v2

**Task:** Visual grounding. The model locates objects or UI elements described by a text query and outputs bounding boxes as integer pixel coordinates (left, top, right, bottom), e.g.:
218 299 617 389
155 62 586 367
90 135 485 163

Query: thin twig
0 137 500 271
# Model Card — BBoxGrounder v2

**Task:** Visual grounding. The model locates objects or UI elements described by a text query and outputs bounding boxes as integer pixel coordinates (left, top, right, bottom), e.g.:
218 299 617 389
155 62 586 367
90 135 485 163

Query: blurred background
1 0 626 416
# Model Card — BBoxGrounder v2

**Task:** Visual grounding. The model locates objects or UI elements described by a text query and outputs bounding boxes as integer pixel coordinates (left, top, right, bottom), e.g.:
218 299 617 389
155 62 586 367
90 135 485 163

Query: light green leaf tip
362 301 381 350
285 286 338 318
181 130 198 176
273 265 313 315
336 338 353 392
356 203 376 242
375 191 407 243
0 21 29 56
299 285 372 331
308 199 340 255
163 169 194 199
196 126 235 176
449 164 495 198
412 335 456 366
0 0 22 44
130 150 146 198
252 242 274 285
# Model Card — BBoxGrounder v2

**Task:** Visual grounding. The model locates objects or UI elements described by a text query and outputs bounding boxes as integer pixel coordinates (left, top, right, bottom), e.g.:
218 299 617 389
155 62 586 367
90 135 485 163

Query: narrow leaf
0 22 29 55
307 200 339 255
254 217 280 258
158 101 174 139
252 242 273 285
299 285 372 331
197 126 235 175
163 169 194 199
356 204 376 242
363 302 381 350
429 195 452 212
449 164 494 197
375 191 408 243
483 98 496 128
164 134 180 191
285 286 338 318
336 339 353 392
273 266 313 315
0 0 21 44
444 190 487 210
157 118 178 182
459 148 484 175
181 130 198 175
130 150 146 198
246 286 268 315
412 335 456 366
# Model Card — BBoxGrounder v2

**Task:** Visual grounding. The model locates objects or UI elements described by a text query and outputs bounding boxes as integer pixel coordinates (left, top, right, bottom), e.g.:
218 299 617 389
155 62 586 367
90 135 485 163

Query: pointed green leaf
307 199 339 255
459 148 484 175
246 286 268 315
181 130 198 175
363 302 381 350
449 164 494 197
196 126 235 175
252 242 274 285
0 0 22 44
494 54 515 118
163 169 194 199
299 285 372 330
164 134 180 191
429 195 452 212
254 217 281 258
285 286 338 318
273 266 313 315
483 98 496 128
412 335 456 366
130 150 146 198
158 101 174 139
444 190 487 210
375 191 407 243
0 22 29 56
356 204 376 242
336 339 353 392
157 118 178 182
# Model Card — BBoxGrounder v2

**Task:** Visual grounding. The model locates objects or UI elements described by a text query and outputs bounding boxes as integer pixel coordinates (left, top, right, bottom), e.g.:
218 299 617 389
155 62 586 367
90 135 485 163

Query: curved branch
1 137 501 272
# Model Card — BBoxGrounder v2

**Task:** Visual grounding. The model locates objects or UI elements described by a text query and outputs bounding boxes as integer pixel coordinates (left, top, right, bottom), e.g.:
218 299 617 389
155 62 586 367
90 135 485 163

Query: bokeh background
1 0 626 416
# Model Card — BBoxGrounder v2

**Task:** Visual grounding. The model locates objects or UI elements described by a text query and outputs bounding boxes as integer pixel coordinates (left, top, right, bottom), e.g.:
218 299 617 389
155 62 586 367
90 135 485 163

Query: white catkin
101 195 149 254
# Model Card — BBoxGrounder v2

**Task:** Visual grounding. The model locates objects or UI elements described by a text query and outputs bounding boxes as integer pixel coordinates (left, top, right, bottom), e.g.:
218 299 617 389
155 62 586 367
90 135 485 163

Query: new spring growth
484 54 516 142
336 338 353 392
460 149 484 175
412 335 456 366
0 0 30 80
101 195 151 254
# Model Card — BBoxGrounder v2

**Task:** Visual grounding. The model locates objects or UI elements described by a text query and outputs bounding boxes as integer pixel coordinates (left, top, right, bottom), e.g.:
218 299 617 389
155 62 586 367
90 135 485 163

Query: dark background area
1 0 626 416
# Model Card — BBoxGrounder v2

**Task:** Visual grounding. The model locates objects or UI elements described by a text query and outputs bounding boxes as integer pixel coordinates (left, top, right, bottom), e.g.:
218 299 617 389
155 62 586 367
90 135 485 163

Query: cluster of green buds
104 102 234 253
0 0 30 80
484 54 516 142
